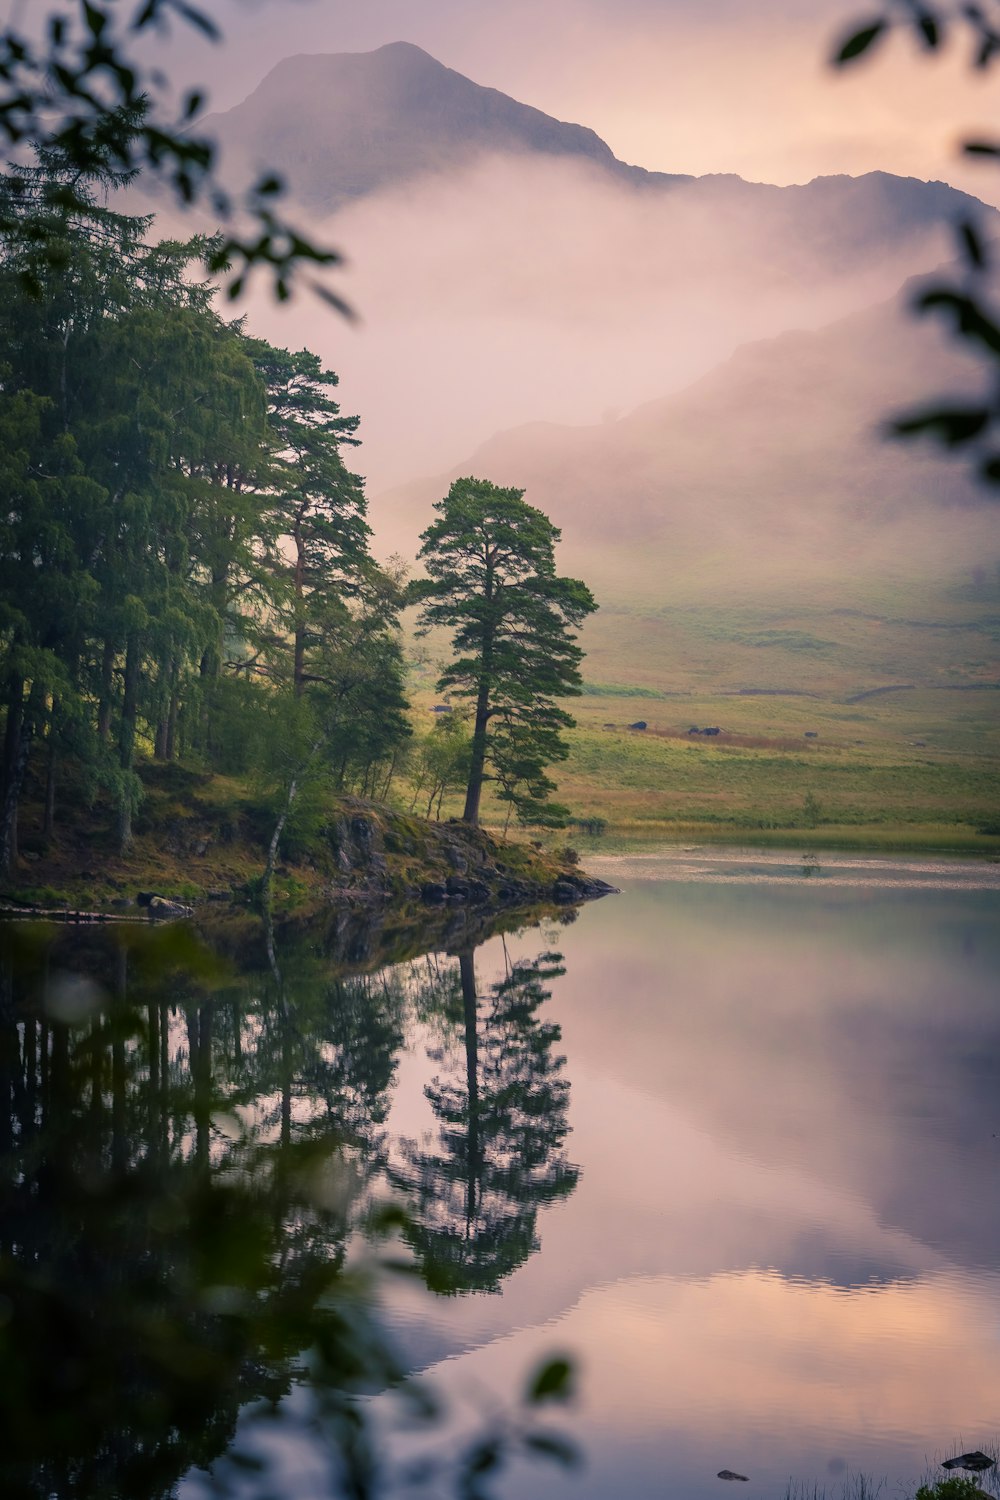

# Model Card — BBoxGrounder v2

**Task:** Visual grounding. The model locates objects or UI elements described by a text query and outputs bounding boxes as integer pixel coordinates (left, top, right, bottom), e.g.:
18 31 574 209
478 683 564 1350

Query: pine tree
415 478 596 827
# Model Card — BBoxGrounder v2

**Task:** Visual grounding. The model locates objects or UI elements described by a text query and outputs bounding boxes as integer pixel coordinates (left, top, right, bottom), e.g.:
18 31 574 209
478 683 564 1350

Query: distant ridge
372 272 991 569
200 40 693 212
201 41 993 266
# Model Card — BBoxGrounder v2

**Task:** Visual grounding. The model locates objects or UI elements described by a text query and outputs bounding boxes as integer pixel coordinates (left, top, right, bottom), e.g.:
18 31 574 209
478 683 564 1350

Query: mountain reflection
0 913 579 1499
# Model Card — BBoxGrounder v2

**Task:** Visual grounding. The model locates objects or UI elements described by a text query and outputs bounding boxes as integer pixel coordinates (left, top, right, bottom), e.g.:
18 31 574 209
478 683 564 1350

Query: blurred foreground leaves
833 1 1000 490
0 2 347 304
0 919 579 1500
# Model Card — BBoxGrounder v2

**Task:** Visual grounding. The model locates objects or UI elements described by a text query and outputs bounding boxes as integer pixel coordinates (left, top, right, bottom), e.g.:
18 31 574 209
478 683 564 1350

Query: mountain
199 40 692 213
202 41 988 257
372 272 995 588
200 42 1000 491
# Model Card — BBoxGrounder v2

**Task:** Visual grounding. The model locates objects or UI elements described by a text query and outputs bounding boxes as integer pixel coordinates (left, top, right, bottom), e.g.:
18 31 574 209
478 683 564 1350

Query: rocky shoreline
0 797 617 922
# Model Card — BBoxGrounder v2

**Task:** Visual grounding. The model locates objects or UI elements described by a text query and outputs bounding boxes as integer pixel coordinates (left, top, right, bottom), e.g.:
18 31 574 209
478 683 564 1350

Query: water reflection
390 947 578 1294
3 857 1000 1500
0 911 580 1499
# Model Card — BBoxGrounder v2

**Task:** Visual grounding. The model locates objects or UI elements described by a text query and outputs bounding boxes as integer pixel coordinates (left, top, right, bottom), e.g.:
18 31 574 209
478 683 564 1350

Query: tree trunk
0 679 42 876
42 696 59 841
463 660 493 825
381 752 398 802
293 523 306 697
459 951 481 1233
261 738 322 908
117 632 140 852
154 661 170 759
112 954 127 1176
1 672 24 871
97 639 115 742
165 660 180 761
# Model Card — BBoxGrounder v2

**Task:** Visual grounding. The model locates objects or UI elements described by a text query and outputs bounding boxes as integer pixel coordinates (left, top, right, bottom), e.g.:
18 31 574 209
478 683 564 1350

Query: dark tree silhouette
392 945 579 1295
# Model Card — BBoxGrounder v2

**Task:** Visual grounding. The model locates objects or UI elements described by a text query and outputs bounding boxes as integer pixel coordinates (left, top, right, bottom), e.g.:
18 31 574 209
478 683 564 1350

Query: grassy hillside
406 564 1000 850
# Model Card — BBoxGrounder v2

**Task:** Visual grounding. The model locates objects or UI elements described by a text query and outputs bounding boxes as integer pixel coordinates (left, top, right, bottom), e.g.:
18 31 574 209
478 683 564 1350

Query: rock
465 879 491 905
206 889 231 902
804 731 818 739
717 1473 749 1482
351 816 375 847
194 839 209 856
942 1454 995 1474
147 895 193 918
445 847 468 873
445 875 470 899
22 850 40 862
628 720 647 731
421 882 448 904
553 878 581 903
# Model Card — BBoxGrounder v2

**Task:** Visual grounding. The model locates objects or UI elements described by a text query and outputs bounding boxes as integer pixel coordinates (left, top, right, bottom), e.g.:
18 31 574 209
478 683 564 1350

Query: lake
3 846 999 1500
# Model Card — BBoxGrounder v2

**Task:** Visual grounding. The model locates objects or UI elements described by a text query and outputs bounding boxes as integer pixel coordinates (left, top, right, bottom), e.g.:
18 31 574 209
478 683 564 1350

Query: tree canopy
414 477 597 827
0 142 409 873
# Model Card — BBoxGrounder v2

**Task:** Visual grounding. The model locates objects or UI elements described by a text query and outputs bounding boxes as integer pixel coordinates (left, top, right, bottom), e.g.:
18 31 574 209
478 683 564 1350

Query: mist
236 148 978 502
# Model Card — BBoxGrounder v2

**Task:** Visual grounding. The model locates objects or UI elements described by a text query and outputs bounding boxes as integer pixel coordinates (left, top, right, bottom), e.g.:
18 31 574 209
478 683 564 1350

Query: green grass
405 566 1000 851
404 561 1000 852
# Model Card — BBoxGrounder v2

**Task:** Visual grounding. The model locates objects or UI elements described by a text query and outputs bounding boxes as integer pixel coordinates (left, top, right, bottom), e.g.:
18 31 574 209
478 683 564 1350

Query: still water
3 847 999 1500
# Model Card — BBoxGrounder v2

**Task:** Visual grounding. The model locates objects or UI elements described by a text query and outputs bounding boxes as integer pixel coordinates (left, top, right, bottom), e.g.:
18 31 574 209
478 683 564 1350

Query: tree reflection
0 918 581 1499
393 946 579 1294
0 923 408 1500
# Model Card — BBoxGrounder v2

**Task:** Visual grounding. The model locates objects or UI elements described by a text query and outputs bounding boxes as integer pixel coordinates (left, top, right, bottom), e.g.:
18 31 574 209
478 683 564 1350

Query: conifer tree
415 478 596 827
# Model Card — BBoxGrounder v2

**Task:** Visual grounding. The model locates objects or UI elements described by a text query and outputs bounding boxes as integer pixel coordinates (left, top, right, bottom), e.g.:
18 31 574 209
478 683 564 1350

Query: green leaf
957 219 988 269
891 406 991 445
83 3 107 38
963 139 1000 156
832 19 887 64
526 1355 575 1404
916 13 940 48
171 2 221 41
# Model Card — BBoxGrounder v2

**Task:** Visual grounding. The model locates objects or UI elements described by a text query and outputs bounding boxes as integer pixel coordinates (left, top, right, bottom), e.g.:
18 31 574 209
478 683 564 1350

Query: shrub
915 1480 991 1500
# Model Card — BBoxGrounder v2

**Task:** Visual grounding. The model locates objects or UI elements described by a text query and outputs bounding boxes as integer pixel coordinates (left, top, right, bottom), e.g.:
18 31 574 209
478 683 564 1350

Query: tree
408 713 473 820
391 945 579 1294
246 340 372 699
414 478 597 828
0 5 347 306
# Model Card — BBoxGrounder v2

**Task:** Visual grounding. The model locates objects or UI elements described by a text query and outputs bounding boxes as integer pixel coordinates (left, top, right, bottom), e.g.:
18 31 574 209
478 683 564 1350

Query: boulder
942 1454 995 1474
146 895 193 918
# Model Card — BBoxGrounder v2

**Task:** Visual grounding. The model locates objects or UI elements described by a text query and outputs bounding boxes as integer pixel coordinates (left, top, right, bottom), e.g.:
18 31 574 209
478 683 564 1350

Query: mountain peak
201 43 683 213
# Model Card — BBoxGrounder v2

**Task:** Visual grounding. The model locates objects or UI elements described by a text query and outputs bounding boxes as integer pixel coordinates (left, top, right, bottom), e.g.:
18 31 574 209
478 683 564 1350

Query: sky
157 0 1000 201
125 0 1000 505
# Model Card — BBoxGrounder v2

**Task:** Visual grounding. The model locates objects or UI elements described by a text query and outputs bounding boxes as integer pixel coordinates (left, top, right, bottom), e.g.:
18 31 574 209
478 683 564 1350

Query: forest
0 137 597 899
